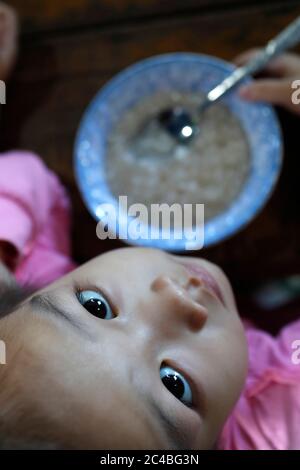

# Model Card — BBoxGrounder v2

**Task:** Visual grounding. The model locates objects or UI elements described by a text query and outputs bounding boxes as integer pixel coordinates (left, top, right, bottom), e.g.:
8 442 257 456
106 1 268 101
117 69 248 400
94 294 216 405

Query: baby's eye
160 365 193 407
77 290 114 320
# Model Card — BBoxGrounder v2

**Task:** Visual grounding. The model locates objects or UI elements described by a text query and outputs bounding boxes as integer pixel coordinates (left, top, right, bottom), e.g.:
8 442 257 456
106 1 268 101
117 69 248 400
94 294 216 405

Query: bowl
74 52 283 251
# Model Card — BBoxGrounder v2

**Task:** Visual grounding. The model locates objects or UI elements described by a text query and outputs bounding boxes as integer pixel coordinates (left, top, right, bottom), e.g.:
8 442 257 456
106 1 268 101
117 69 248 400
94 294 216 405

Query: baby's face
2 248 247 449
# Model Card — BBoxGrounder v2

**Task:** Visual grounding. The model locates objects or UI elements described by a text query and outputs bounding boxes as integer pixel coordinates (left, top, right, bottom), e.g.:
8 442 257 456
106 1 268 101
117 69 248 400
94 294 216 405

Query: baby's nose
150 275 208 333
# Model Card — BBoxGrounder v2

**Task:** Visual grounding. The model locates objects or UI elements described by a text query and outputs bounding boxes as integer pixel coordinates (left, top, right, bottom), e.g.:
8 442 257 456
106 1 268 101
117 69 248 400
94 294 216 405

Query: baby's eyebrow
29 292 87 335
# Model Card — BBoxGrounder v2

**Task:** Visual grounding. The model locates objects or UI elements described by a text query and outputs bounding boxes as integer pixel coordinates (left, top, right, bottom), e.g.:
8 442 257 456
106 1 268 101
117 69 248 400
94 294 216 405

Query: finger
239 78 300 115
263 53 300 78
233 48 261 67
238 78 292 106
0 4 18 60
234 49 300 78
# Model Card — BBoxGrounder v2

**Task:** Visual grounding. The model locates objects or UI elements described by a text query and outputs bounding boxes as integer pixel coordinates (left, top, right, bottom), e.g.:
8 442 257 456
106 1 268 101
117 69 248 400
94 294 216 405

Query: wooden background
2 0 300 299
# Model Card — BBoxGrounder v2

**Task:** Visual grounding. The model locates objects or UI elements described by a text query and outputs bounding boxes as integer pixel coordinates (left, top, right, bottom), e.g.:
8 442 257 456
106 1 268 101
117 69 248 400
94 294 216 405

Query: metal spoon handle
200 15 300 109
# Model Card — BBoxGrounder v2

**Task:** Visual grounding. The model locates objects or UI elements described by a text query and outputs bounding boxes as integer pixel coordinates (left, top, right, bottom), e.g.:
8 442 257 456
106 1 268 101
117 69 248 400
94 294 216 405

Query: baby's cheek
204 325 247 420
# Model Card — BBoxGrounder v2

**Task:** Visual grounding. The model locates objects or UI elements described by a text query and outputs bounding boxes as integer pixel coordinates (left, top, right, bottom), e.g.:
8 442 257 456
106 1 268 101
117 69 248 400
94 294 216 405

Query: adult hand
234 49 300 115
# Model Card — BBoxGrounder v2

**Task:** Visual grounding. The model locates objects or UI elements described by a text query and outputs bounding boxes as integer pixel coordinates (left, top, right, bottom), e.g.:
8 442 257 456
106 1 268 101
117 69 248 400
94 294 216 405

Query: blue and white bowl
74 53 283 251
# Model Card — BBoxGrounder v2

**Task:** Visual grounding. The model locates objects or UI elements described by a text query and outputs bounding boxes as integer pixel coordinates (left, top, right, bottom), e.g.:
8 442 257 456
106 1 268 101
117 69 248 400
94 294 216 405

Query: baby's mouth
179 260 225 307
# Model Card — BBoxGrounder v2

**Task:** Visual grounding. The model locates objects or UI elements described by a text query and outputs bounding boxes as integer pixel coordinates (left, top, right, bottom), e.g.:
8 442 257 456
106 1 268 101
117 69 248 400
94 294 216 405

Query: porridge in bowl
106 91 250 222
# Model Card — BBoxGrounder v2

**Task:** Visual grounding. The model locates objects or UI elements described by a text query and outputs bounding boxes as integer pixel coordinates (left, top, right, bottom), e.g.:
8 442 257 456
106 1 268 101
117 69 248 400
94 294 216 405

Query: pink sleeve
0 151 72 260
218 318 300 450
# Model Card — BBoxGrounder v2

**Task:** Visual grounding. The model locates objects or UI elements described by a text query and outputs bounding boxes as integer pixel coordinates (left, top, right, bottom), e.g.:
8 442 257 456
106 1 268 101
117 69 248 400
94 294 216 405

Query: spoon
139 16 300 148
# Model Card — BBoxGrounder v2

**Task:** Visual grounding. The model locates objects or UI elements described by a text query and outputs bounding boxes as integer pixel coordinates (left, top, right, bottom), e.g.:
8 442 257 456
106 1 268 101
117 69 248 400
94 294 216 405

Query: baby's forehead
2 322 165 449
20 312 165 449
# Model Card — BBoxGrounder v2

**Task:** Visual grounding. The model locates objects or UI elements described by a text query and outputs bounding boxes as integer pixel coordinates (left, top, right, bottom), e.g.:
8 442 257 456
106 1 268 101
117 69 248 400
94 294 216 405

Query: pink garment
218 318 300 450
0 151 75 288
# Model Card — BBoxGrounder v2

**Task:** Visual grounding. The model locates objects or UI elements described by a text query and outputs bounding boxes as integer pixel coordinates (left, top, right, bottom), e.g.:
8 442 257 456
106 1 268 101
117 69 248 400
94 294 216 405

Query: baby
0 4 300 450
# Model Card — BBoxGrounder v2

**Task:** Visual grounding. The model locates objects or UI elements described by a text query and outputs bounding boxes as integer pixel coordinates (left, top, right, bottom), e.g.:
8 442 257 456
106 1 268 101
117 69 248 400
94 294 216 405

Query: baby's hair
0 283 34 319
0 280 36 320
0 261 35 319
